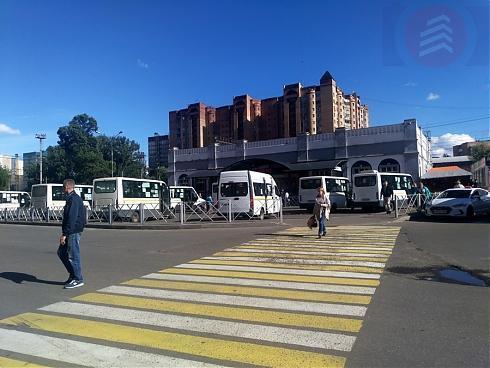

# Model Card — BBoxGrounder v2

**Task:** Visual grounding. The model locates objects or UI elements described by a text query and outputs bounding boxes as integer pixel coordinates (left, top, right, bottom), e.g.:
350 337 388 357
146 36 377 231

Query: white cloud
431 133 475 157
403 82 418 87
426 92 440 101
0 123 21 135
137 59 149 69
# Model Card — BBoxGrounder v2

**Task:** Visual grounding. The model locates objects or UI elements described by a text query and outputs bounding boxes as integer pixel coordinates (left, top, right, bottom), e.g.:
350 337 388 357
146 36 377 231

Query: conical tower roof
320 71 334 84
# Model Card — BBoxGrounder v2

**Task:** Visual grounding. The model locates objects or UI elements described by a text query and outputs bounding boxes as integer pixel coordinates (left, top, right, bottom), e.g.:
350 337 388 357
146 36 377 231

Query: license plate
432 209 447 214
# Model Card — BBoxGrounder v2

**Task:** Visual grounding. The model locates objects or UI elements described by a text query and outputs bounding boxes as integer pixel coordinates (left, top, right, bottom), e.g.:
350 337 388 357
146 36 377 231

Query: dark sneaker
64 280 84 289
64 276 74 284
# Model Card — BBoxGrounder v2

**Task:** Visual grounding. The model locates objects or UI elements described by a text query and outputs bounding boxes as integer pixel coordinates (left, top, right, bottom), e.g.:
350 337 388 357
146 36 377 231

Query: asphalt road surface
0 212 488 367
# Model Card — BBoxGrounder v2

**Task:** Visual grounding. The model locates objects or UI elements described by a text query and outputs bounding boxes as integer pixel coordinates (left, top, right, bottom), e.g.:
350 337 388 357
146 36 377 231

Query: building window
351 161 372 176
378 158 400 173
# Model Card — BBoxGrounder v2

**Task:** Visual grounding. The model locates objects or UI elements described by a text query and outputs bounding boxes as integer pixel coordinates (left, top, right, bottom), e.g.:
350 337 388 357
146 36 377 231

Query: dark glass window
220 182 248 197
94 180 116 194
354 176 377 187
300 179 322 190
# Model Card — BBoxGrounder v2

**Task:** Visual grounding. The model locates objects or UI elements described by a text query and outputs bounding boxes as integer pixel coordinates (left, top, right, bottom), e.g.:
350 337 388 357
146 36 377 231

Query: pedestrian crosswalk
0 225 400 367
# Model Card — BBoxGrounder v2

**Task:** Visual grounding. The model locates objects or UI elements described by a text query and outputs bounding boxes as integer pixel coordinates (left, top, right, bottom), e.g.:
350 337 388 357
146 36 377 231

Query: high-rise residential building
169 71 369 148
0 154 23 190
148 134 169 169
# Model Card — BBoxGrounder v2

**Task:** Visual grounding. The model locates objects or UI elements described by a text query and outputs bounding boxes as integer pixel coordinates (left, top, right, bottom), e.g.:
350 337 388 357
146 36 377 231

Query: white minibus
0 191 31 209
299 176 351 212
31 184 93 209
352 170 415 210
169 186 206 209
92 177 170 220
218 170 281 220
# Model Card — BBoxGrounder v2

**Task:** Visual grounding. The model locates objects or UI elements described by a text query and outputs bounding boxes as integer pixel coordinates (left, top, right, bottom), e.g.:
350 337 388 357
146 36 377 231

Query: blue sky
0 0 488 158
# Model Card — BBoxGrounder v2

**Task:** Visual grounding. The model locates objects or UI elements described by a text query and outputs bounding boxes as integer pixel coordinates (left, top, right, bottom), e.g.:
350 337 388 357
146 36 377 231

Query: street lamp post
243 139 248 161
214 143 219 169
111 131 123 177
172 147 178 186
35 133 46 183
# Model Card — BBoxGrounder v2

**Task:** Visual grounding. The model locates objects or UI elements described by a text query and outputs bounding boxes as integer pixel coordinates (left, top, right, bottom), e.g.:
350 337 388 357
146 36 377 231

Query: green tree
96 135 144 178
471 144 490 162
23 163 40 191
149 166 167 181
0 165 10 190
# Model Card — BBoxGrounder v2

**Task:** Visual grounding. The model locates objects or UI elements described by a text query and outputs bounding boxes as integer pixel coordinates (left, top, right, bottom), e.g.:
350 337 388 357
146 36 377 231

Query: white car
426 188 490 217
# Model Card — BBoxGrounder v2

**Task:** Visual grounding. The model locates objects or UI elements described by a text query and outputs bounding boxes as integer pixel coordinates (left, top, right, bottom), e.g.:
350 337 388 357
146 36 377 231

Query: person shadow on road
0 272 65 285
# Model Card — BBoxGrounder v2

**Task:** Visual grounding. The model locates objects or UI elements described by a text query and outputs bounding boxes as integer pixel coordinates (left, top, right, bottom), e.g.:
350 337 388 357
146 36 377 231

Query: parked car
425 188 490 218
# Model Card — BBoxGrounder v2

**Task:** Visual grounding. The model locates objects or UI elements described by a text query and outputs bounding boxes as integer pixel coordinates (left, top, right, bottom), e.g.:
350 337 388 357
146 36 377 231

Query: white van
31 184 93 209
352 170 415 210
299 176 350 212
218 170 281 220
169 186 206 209
92 177 169 221
0 191 31 209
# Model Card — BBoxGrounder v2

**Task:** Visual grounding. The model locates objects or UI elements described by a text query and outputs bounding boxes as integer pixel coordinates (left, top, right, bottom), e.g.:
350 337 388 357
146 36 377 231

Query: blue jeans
57 233 83 282
318 214 326 236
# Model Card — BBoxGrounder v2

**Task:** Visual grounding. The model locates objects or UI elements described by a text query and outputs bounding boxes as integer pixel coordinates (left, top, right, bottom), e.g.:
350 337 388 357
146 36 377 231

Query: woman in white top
313 187 331 239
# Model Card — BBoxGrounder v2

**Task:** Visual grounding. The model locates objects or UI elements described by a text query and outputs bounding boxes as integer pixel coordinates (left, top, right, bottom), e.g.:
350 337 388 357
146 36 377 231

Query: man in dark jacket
58 178 86 289
380 180 394 214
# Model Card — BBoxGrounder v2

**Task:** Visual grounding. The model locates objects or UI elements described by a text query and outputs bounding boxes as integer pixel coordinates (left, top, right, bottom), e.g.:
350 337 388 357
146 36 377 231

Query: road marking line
157 268 379 286
74 292 363 332
99 286 367 316
145 272 376 294
253 238 396 244
177 263 381 278
202 256 386 268
0 328 222 368
123 279 372 304
189 259 384 274
241 244 393 253
41 302 357 352
1 313 346 368
225 248 390 258
0 355 48 368
214 251 387 263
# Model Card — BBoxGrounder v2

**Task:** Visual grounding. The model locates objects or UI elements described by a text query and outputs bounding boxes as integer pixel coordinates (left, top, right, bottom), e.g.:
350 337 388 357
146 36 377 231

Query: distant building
432 156 472 172
453 140 490 157
148 134 169 169
472 157 490 189
22 151 41 171
169 71 369 149
0 154 23 190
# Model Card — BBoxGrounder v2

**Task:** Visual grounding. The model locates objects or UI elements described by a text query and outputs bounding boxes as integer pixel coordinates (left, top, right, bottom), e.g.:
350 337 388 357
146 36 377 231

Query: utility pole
35 133 46 183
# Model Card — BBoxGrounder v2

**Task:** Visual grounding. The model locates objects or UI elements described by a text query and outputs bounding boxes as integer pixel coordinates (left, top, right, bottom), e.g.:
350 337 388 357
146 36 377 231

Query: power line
422 116 490 129
364 97 488 110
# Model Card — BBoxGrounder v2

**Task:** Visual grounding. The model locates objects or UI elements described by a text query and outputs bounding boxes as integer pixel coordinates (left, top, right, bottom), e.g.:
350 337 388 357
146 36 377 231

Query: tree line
22 114 149 189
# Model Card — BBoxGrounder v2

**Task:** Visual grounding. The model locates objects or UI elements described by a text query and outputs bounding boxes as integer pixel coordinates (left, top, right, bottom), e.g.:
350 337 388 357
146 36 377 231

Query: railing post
394 195 399 218
139 203 145 224
228 199 232 223
108 204 113 224
46 208 50 223
180 203 184 224
279 199 284 224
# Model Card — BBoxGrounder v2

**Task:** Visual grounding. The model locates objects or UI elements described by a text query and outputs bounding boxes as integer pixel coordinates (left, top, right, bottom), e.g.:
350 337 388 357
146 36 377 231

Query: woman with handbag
313 187 330 239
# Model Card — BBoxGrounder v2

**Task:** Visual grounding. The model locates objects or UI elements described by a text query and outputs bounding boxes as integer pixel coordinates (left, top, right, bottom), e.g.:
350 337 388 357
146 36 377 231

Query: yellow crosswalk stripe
158 268 380 286
1 313 346 368
0 356 48 368
123 279 372 304
235 245 393 254
74 292 363 332
214 251 388 262
189 259 385 274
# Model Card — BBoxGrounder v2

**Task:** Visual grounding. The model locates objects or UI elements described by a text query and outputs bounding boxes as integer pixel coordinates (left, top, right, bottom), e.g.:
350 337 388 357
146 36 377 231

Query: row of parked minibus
0 169 416 218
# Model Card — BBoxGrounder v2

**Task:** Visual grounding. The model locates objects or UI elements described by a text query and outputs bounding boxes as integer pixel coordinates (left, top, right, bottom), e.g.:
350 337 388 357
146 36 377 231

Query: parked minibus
352 170 415 210
169 186 206 209
299 176 351 212
30 184 93 209
218 170 281 220
92 177 170 221
0 191 31 209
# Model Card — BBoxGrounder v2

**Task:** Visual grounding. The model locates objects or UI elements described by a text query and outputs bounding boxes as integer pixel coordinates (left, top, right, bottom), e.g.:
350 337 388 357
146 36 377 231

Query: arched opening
178 174 190 186
378 158 400 173
222 158 297 195
351 160 372 177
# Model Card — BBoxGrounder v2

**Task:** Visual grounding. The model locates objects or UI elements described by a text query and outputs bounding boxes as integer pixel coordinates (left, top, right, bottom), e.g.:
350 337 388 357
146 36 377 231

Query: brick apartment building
169 71 369 149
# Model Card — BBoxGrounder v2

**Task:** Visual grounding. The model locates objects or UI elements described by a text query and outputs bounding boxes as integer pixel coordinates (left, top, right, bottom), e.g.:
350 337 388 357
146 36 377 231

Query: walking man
58 178 86 289
380 180 394 214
